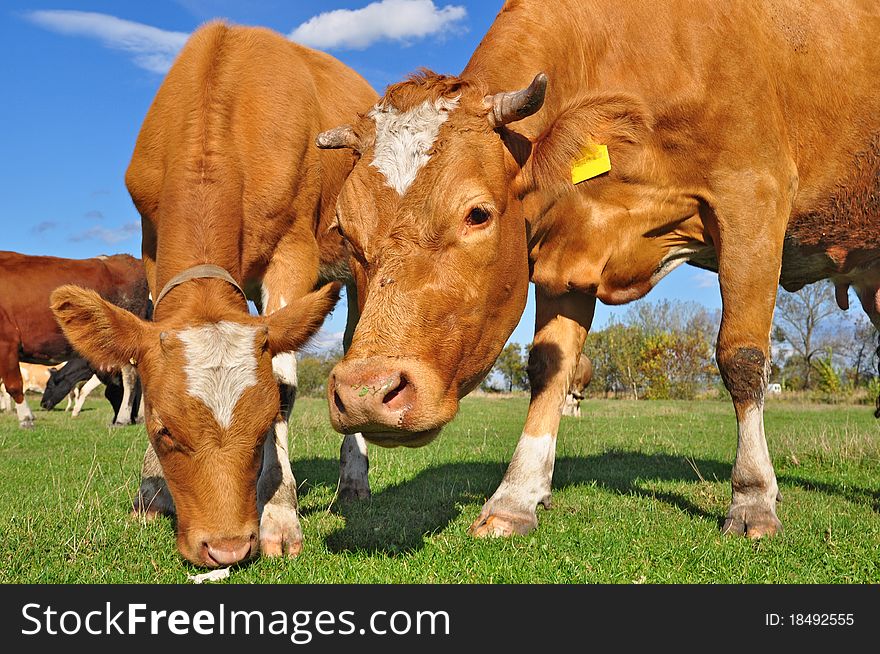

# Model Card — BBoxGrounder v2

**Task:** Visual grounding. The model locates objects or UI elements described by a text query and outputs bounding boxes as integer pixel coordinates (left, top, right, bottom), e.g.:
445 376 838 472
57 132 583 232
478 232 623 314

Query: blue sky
1 1 722 348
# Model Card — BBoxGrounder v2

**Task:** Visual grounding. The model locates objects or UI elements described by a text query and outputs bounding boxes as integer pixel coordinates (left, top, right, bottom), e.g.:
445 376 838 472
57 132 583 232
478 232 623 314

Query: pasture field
0 394 877 584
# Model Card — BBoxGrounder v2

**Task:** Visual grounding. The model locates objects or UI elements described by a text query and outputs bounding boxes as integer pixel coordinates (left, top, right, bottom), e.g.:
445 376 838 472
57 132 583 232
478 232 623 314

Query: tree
296 348 343 398
493 343 529 392
773 282 843 390
842 314 879 387
584 299 720 400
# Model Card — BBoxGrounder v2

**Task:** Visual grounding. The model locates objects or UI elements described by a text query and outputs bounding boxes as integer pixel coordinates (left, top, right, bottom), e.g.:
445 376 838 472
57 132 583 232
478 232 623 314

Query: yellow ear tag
571 144 611 184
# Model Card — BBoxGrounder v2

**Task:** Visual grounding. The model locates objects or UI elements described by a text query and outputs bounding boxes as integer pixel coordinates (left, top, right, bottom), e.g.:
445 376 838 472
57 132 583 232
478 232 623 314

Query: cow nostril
382 373 409 408
334 389 346 414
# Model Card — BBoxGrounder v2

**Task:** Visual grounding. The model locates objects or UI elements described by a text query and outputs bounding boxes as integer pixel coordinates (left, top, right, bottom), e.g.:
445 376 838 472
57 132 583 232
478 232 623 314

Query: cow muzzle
181 528 258 568
328 356 451 447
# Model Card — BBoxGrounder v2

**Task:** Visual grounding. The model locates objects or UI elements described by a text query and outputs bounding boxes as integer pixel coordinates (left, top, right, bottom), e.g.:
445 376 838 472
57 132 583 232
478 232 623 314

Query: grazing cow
317 0 880 540
561 355 592 418
41 356 143 424
51 22 376 567
0 251 148 428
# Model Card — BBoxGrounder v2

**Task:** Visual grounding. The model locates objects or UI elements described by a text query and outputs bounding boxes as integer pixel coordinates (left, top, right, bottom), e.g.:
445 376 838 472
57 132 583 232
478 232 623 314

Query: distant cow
318 0 879 542
41 356 143 424
561 355 593 418
0 251 148 428
19 363 55 394
51 22 376 567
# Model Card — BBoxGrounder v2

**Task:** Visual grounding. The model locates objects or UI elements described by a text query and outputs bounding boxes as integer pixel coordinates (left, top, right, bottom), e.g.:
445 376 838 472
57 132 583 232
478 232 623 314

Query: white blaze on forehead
368 95 460 195
178 321 260 429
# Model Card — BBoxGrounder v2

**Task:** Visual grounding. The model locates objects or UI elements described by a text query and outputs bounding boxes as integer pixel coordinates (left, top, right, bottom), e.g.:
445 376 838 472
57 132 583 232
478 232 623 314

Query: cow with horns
316 0 880 539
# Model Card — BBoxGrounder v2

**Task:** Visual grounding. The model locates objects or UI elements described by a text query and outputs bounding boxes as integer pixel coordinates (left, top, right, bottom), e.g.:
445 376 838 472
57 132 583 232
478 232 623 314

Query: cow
50 22 376 567
316 0 880 541
41 356 143 424
19 363 55 394
561 354 592 418
0 251 148 428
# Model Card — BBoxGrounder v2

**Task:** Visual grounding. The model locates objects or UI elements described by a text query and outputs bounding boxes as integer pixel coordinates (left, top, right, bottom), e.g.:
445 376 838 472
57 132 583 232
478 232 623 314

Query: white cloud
693 270 718 289
289 0 467 50
304 329 345 353
70 221 141 244
25 10 188 73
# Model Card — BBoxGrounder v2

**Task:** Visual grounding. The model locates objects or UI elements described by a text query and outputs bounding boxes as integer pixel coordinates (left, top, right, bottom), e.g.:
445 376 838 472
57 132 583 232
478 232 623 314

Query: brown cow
51 22 376 567
317 0 880 540
561 355 592 418
0 251 148 428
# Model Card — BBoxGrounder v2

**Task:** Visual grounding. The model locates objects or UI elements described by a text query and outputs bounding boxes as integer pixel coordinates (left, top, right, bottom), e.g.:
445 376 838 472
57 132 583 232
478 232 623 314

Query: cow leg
71 374 101 417
470 289 595 537
339 282 370 500
112 364 137 425
0 383 10 412
713 176 789 538
257 352 303 557
65 386 77 411
132 442 175 518
256 226 322 554
0 345 33 428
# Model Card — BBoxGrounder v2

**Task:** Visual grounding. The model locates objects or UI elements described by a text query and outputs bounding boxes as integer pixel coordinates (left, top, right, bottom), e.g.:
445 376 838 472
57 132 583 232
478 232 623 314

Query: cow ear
50 285 150 369
513 92 652 195
265 282 342 356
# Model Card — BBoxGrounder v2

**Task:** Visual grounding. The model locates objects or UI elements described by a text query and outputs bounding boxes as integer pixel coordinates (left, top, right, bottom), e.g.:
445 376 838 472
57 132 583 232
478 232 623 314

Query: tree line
295 282 879 403
483 283 879 402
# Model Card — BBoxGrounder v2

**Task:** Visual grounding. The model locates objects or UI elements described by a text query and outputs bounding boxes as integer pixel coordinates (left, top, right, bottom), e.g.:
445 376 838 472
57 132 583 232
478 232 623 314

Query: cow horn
485 72 548 128
315 125 360 151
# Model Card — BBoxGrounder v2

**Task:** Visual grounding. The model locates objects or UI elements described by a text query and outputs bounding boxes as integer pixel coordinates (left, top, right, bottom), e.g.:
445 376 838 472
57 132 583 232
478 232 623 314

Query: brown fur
324 0 879 539
0 251 147 410
51 22 375 566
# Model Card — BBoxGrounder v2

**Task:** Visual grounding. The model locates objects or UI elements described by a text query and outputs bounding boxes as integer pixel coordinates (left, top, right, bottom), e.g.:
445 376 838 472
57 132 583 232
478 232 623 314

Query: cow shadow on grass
294 451 880 555
293 451 734 556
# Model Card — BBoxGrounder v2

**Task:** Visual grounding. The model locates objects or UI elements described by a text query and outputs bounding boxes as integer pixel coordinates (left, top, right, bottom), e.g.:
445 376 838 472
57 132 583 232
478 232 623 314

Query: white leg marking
257 418 303 557
490 433 556 510
65 386 77 412
339 433 370 500
733 403 778 503
178 321 260 429
0 384 10 413
16 399 35 425
114 364 137 424
72 375 101 417
369 95 460 195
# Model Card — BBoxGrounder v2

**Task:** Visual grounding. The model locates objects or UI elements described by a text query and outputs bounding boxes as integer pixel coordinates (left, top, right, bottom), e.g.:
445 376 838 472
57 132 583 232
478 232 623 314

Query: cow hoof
260 504 303 558
19 419 35 430
468 509 537 538
722 505 782 539
338 480 371 502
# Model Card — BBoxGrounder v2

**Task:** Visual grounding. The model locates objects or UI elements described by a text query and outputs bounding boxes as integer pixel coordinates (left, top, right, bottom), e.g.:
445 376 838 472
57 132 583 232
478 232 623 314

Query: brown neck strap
154 264 248 309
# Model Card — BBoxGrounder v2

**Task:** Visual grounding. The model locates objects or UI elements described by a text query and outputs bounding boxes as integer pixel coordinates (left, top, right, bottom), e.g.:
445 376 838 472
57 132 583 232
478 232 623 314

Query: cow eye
466 206 492 227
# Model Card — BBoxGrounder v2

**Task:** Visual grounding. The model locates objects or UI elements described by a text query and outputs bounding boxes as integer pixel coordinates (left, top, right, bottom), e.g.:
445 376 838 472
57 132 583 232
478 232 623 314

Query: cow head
41 358 92 410
317 72 580 447
50 282 339 566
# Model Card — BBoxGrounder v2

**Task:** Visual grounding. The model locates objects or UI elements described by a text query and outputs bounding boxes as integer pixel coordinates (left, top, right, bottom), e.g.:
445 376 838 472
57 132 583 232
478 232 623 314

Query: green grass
0 394 877 583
